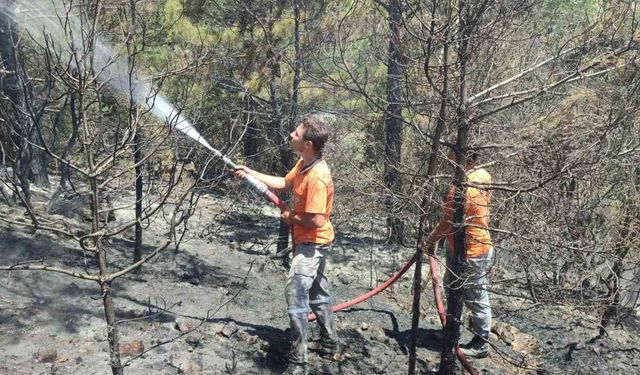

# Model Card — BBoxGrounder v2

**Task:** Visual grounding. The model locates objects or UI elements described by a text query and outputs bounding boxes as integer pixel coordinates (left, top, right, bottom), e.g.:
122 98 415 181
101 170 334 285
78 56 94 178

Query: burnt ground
1 188 639 374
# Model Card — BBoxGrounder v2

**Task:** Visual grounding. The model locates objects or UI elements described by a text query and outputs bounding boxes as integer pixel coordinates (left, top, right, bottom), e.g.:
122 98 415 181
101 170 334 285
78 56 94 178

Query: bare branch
0 261 99 281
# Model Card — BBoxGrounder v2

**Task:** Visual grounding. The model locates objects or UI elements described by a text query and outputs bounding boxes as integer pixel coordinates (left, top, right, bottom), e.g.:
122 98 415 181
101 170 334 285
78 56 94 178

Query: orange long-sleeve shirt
427 168 493 258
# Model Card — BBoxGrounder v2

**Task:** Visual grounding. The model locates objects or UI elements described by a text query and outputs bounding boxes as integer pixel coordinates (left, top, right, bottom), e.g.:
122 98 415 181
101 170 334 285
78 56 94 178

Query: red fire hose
308 254 417 321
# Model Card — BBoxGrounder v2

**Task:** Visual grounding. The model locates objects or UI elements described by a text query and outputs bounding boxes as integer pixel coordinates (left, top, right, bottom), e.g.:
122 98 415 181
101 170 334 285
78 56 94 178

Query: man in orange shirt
423 147 494 358
234 115 338 375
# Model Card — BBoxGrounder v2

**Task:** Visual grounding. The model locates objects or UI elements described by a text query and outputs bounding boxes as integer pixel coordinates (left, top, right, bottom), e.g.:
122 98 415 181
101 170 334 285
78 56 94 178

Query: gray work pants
285 243 337 364
444 247 494 338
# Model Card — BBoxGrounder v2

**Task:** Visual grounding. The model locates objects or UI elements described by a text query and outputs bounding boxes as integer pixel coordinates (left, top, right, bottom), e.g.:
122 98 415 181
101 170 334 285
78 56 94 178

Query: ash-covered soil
1 187 639 374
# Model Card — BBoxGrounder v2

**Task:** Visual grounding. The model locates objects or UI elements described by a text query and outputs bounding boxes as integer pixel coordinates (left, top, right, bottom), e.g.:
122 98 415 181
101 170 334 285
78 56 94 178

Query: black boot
308 337 340 357
460 335 489 358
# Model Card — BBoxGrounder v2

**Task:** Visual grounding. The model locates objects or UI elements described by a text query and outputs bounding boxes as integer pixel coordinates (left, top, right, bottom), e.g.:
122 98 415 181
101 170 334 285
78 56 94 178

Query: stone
260 341 270 352
369 327 388 343
360 322 369 331
34 348 57 363
246 335 259 344
168 355 203 373
175 317 200 332
491 321 516 346
119 340 144 357
512 331 543 356
220 322 238 338
185 335 201 348
181 262 202 285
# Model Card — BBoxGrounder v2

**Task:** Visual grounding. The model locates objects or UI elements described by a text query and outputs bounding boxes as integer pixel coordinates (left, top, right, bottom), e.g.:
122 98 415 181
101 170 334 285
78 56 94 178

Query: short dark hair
300 115 329 156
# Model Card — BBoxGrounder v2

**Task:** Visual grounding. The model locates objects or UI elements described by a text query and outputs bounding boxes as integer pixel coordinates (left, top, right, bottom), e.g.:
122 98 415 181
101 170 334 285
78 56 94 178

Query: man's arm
422 187 454 254
423 219 450 254
233 166 291 191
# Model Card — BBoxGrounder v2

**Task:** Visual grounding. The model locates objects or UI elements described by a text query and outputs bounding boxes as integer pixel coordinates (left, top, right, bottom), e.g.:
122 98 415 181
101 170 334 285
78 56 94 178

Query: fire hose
212 150 476 373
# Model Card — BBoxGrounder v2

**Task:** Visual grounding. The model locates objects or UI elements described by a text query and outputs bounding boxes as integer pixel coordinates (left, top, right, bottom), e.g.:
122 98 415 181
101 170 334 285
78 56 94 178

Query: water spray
3 0 288 211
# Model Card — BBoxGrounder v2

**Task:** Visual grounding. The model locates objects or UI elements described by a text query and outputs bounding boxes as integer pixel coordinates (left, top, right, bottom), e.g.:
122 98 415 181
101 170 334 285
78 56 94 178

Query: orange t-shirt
430 168 493 258
284 159 335 245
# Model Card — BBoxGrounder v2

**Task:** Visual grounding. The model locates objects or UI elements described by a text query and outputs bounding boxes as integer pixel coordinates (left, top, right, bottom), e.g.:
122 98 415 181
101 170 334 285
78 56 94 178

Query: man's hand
281 209 293 224
232 165 252 180
231 166 288 190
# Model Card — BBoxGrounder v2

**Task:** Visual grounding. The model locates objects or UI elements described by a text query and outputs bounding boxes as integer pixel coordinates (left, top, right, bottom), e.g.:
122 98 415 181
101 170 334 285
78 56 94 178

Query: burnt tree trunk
270 0 302 257
383 0 405 243
409 14 451 373
126 0 143 267
438 0 472 372
438 139 470 375
276 0 303 254
76 59 123 371
268 48 292 256
92 177 123 375
289 0 302 127
59 91 79 189
0 5 49 205
132 120 143 265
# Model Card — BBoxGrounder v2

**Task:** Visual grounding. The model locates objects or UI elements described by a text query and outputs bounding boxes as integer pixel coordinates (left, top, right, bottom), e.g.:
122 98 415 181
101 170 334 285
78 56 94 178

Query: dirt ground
1 188 639 374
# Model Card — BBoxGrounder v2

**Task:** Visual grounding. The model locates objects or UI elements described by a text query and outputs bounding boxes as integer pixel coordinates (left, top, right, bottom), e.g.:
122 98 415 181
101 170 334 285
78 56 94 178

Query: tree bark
132 122 143 265
271 0 303 257
59 91 79 189
89 172 123 374
409 20 450 374
268 48 292 256
0 7 36 205
384 0 404 243
289 0 302 126
127 0 143 267
438 0 471 372
0 5 48 190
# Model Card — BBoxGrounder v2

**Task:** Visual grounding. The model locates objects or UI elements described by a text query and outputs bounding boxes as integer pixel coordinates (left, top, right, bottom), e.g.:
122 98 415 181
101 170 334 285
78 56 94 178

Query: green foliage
543 0 601 34
162 0 214 44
